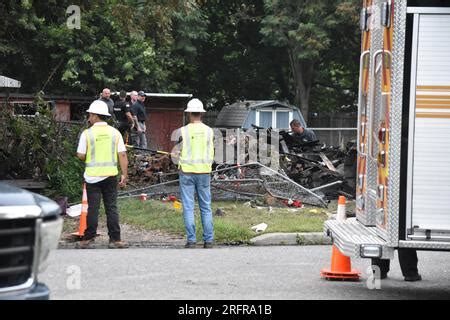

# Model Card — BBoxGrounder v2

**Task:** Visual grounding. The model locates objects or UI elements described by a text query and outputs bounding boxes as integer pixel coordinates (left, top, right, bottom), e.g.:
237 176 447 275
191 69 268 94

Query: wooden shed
0 93 92 121
1 91 192 152
111 92 192 152
141 93 192 152
215 100 307 129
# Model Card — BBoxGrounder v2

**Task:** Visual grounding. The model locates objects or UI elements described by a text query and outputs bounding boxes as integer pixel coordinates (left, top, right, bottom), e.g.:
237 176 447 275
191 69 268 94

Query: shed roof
112 92 192 99
0 76 21 88
215 100 298 128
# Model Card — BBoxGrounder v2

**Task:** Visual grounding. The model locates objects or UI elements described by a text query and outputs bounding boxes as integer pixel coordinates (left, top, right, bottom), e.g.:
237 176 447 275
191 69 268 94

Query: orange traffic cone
71 183 88 238
337 196 347 222
321 245 360 281
320 196 360 281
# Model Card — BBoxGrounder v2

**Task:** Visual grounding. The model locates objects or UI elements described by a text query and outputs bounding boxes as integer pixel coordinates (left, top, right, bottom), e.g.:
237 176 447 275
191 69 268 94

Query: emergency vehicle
325 0 450 260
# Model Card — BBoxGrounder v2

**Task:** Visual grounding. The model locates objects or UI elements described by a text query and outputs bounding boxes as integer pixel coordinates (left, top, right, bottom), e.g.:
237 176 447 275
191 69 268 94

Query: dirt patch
59 215 185 249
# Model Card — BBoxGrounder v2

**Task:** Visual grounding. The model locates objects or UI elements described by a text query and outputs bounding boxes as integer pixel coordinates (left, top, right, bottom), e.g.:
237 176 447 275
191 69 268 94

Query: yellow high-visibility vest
179 123 214 173
85 125 119 176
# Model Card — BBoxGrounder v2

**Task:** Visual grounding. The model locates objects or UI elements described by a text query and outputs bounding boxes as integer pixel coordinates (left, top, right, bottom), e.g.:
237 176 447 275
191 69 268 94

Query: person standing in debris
290 119 317 143
131 91 147 149
113 90 134 144
177 98 215 249
76 100 129 249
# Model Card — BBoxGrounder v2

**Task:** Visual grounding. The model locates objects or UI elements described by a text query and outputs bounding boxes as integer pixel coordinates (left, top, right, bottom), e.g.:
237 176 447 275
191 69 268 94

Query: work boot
184 242 196 249
203 242 214 249
76 238 95 249
404 274 422 282
108 240 129 249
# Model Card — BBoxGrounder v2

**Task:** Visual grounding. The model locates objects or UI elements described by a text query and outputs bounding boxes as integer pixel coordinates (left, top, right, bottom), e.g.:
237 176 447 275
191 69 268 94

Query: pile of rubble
123 131 357 208
127 151 178 187
278 135 357 200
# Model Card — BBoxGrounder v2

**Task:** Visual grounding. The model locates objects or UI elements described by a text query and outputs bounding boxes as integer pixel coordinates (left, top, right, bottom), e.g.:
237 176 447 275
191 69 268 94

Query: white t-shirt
77 122 126 184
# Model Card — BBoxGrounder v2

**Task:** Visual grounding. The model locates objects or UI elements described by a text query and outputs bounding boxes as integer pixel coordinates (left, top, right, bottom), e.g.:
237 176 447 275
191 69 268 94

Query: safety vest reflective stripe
182 126 192 161
85 162 117 167
86 128 118 168
205 128 212 162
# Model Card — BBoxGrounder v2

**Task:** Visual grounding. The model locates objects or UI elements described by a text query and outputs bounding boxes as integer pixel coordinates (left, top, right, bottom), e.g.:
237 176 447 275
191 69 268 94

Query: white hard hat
185 98 206 113
86 100 111 116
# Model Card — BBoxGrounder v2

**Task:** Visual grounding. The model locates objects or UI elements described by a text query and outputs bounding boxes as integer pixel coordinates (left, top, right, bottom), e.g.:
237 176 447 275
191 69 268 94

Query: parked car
0 182 62 300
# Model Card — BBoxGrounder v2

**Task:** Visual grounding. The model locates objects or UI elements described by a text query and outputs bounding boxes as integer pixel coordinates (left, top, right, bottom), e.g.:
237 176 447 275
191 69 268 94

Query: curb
58 233 332 249
58 241 185 250
250 232 332 246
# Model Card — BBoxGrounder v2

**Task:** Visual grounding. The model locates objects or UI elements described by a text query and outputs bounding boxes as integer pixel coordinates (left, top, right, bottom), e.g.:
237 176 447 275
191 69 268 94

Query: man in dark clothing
131 91 148 149
372 248 422 281
99 88 117 126
100 88 114 115
290 119 317 143
113 90 134 144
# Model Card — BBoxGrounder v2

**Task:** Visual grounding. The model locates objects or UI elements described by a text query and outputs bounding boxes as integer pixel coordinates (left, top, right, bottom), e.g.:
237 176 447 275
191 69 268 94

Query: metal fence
204 110 357 147
309 128 357 147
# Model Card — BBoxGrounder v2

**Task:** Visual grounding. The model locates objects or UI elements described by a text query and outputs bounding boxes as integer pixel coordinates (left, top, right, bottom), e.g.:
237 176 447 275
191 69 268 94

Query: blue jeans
179 173 214 243
135 121 147 149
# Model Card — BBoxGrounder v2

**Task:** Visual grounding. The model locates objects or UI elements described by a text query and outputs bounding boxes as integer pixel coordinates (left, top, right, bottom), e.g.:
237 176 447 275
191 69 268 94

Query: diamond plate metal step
324 218 394 260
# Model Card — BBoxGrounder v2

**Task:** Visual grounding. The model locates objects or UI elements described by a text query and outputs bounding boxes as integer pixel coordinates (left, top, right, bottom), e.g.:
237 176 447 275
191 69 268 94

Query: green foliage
0 1 197 95
261 0 360 118
184 0 290 107
0 94 84 202
1 0 361 117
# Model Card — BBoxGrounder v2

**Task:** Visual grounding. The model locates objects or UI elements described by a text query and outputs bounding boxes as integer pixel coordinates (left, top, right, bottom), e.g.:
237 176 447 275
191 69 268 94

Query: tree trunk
288 49 314 123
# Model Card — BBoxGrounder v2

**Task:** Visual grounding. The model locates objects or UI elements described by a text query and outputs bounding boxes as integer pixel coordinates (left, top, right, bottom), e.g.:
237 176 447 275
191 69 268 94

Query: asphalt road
40 246 450 300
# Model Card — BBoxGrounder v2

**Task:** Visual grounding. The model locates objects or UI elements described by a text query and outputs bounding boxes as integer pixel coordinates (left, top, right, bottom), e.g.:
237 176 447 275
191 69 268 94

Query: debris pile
279 140 357 200
122 129 357 208
121 162 328 207
128 151 178 186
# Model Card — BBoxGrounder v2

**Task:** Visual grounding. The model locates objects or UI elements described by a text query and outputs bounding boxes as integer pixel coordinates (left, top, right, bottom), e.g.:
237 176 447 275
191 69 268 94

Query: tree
0 1 48 93
312 1 361 113
1 0 360 115
183 0 290 109
0 0 196 95
261 0 360 120
39 1 178 95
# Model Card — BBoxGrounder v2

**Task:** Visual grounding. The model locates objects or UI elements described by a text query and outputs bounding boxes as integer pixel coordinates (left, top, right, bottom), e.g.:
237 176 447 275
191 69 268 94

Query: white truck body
325 0 450 259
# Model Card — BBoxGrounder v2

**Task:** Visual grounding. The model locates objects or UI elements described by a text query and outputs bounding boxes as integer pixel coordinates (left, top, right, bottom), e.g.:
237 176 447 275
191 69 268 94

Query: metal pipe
310 181 343 192
212 179 264 183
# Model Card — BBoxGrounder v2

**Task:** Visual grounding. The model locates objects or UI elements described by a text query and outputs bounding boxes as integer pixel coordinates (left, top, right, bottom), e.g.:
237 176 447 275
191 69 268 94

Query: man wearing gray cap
131 91 147 149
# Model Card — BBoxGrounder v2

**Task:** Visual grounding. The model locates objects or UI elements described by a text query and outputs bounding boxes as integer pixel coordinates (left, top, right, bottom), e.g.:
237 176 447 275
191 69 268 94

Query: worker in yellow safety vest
178 98 215 249
76 100 129 249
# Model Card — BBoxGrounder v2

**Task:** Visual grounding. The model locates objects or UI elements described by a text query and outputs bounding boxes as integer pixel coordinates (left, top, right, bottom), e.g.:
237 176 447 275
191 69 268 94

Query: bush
0 93 85 202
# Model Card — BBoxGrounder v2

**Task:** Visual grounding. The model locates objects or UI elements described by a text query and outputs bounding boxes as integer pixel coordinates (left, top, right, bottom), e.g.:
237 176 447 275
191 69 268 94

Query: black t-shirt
113 100 131 124
131 101 146 122
99 98 115 117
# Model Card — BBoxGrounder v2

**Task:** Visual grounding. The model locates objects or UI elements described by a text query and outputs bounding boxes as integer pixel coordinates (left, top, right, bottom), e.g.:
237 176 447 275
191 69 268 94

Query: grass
117 198 329 245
